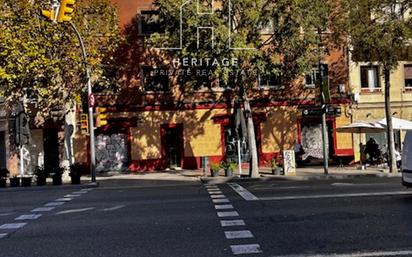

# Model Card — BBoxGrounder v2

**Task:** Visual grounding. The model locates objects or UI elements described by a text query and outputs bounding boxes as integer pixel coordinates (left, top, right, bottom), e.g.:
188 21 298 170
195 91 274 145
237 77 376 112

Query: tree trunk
384 68 397 173
244 100 259 178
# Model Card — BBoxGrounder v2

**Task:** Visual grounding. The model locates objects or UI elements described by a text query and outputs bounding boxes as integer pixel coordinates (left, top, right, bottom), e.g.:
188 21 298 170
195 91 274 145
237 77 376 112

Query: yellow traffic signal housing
95 107 108 128
80 114 89 134
57 0 76 22
41 9 55 21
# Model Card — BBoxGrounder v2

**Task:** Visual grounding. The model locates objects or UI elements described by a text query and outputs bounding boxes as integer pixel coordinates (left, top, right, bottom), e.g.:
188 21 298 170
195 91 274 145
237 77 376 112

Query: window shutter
405 65 412 79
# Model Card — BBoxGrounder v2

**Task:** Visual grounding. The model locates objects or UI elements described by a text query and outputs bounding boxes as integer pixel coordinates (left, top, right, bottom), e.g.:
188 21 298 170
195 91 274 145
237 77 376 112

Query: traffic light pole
70 22 97 183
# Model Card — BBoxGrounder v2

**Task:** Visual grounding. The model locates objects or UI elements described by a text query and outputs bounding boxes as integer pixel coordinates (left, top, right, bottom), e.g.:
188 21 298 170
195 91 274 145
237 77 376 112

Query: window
258 73 282 89
360 66 380 89
404 64 412 88
142 66 169 92
305 64 328 88
139 10 161 36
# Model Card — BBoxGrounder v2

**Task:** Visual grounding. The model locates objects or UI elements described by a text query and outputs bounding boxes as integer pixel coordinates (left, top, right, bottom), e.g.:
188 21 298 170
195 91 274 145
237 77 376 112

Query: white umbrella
377 117 412 130
335 122 385 166
335 122 386 133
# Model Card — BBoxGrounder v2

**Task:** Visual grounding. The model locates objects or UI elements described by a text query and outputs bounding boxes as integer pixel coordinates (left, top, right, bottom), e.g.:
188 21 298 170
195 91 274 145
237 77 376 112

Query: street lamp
41 1 97 184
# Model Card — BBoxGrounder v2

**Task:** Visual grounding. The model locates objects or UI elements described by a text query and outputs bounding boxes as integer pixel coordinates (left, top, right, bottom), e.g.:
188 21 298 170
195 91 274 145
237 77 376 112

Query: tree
0 0 122 117
148 0 337 177
340 0 412 172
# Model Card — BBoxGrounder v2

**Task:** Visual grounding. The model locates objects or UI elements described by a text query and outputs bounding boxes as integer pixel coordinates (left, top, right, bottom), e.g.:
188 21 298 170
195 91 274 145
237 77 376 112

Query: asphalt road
1 176 412 257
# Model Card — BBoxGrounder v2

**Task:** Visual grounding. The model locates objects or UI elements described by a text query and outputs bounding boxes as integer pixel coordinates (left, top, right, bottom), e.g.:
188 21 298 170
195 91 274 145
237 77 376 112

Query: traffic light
80 114 89 134
41 9 55 21
95 107 108 128
57 0 76 22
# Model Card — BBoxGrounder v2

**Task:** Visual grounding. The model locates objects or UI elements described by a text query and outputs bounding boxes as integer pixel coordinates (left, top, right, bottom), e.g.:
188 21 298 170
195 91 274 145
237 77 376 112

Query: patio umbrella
377 117 412 131
335 122 386 166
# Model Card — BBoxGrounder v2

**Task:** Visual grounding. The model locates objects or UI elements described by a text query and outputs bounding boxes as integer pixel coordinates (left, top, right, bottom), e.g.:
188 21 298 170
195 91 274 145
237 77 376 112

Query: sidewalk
93 166 402 184
200 166 402 184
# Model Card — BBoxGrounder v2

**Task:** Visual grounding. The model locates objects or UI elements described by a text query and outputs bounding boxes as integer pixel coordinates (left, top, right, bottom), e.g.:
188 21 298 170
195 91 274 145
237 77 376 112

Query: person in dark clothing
364 137 381 164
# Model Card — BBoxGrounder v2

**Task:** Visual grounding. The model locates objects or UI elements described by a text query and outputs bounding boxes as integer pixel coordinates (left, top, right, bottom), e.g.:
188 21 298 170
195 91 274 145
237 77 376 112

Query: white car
402 131 412 187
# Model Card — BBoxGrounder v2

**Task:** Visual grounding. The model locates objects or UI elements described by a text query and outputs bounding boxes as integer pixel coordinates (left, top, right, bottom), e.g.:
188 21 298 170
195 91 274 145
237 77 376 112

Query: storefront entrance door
162 125 183 168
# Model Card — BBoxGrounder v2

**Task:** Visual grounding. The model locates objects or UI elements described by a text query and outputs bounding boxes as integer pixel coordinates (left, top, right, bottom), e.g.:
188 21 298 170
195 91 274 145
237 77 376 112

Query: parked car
402 131 412 187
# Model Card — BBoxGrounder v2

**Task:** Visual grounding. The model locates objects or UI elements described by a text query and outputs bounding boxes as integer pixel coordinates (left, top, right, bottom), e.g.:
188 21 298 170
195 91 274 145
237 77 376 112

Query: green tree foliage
340 0 412 172
0 0 122 115
149 0 335 176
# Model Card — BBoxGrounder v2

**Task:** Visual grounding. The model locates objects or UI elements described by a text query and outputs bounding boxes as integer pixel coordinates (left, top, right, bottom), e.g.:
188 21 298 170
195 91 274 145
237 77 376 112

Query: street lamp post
42 1 96 183
69 22 97 183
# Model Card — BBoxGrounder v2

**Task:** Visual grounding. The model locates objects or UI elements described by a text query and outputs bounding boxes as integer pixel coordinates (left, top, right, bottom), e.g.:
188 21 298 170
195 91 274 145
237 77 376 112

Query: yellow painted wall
130 109 225 160
335 112 353 150
350 61 412 103
260 106 299 153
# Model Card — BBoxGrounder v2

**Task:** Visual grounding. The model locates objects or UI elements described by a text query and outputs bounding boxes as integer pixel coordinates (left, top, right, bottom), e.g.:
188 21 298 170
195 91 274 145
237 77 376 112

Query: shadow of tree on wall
92 7 351 171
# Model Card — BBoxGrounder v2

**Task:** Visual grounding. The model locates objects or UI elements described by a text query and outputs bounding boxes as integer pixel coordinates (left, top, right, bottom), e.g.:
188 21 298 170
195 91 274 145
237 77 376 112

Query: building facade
72 0 355 171
349 61 412 161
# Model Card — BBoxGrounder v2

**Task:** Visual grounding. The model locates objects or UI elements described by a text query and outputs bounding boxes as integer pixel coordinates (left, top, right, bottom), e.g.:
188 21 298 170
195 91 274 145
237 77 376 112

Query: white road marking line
64 194 81 197
73 191 88 194
45 202 65 207
217 211 239 217
215 204 234 210
207 188 220 191
0 233 7 239
221 219 246 227
205 185 218 188
225 230 254 239
0 213 13 217
210 194 226 199
103 205 126 211
56 207 95 215
228 183 259 201
15 214 42 220
331 183 355 186
0 223 27 229
55 198 73 202
275 250 412 257
209 191 223 195
31 207 55 212
81 188 93 191
213 199 230 203
231 244 262 255
260 191 412 201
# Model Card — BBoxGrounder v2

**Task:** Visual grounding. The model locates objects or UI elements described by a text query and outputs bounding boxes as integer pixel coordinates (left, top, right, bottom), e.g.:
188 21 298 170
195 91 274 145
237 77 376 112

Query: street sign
302 106 342 117
89 94 95 107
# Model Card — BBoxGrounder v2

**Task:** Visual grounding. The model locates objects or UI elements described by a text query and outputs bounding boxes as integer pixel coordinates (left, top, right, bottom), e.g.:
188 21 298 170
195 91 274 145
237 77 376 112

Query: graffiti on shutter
95 134 128 172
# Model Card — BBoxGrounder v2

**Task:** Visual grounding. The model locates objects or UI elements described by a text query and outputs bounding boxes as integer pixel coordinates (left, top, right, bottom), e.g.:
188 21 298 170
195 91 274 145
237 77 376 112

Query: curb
0 182 99 192
200 172 402 184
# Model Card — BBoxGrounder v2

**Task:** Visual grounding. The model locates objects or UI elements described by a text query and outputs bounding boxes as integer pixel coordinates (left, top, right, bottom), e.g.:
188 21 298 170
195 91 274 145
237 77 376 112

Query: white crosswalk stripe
31 207 55 212
15 214 42 220
225 230 254 239
0 223 27 229
220 220 246 227
230 244 262 255
213 198 230 203
217 211 239 217
215 204 234 210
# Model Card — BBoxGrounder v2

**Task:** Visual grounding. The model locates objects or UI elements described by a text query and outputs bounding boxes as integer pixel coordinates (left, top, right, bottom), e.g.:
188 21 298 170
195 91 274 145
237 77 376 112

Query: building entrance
162 124 183 168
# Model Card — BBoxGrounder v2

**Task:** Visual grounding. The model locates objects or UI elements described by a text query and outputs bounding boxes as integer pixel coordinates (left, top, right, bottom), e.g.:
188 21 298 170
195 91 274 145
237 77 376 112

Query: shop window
404 64 412 88
142 66 169 92
360 66 380 90
305 64 328 89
